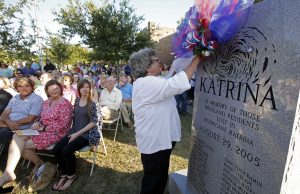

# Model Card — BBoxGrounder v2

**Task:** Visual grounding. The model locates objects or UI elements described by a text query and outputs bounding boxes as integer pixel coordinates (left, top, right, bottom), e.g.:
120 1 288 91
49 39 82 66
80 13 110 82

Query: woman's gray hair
129 48 156 78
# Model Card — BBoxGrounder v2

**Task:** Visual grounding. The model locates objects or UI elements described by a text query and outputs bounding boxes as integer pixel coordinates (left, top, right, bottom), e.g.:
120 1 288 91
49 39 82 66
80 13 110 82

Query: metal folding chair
75 132 107 177
102 109 123 141
99 131 107 156
77 145 98 177
76 131 107 176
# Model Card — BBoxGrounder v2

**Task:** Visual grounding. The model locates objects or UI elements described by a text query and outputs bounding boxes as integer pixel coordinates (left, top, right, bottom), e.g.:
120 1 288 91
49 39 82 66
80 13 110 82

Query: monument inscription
185 0 300 193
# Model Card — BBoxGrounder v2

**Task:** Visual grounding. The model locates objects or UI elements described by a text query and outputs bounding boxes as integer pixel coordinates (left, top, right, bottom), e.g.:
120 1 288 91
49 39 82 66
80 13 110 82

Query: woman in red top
0 80 73 192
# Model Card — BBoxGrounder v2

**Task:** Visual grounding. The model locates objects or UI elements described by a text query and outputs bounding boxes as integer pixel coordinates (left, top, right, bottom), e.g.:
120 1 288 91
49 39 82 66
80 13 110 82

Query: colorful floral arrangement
172 0 254 58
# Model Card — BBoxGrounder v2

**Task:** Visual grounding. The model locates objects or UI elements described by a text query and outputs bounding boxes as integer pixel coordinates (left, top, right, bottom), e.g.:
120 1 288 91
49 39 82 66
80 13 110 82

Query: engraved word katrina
200 27 278 110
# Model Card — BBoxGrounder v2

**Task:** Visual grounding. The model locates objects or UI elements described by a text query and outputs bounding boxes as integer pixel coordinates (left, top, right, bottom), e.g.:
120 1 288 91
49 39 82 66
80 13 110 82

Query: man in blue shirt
21 62 35 76
118 73 133 129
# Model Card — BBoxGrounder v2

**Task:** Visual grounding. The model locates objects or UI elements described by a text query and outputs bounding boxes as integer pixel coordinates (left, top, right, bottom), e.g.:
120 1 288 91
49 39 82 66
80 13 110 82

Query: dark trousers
175 91 188 113
188 87 195 100
140 142 176 194
52 136 89 175
0 127 13 143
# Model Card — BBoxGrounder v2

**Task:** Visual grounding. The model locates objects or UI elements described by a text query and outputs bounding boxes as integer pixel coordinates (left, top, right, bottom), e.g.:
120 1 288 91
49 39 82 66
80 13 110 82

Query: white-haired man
99 76 122 120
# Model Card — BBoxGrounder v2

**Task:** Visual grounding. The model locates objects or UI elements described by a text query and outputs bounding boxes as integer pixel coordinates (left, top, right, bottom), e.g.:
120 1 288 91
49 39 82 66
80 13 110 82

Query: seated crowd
0 60 135 192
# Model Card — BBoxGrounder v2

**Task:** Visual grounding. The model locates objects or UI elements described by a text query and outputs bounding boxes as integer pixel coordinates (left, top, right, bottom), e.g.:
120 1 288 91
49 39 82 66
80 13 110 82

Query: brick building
147 22 176 66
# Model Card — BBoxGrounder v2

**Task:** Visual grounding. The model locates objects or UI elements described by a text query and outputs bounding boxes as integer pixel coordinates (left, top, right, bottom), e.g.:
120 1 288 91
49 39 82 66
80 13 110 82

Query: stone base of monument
169 169 191 194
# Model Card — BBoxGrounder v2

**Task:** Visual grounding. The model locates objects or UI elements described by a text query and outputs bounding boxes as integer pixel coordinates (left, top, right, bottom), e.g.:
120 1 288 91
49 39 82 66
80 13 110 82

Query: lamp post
33 0 43 69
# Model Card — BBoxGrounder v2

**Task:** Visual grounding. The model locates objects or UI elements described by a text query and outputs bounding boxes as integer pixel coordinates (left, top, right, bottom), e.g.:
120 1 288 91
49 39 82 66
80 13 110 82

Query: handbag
28 162 57 192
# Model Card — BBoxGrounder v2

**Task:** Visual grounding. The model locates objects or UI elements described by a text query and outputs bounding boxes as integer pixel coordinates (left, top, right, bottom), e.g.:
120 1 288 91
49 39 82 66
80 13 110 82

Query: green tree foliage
132 30 153 52
0 0 35 62
65 44 91 65
45 35 91 67
44 36 70 69
54 0 153 62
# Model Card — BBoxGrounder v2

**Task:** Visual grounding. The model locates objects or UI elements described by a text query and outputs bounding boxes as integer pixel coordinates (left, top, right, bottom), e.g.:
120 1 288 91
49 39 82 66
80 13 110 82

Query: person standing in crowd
188 73 196 101
106 66 112 75
130 48 200 194
124 64 131 76
35 72 52 101
0 63 13 78
43 59 56 72
0 80 72 193
52 79 102 191
99 76 122 120
63 75 77 105
117 73 133 129
0 77 43 144
175 90 189 116
0 78 12 115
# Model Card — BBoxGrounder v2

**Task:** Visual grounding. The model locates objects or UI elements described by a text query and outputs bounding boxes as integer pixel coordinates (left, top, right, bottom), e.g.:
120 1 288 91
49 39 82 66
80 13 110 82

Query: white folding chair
77 131 108 177
77 146 98 177
102 109 123 141
99 131 107 156
76 130 107 177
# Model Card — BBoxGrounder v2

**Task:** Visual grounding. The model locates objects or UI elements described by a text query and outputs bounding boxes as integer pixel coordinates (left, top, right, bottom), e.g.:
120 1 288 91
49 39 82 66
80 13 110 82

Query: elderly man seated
118 73 133 129
99 76 122 120
0 77 43 143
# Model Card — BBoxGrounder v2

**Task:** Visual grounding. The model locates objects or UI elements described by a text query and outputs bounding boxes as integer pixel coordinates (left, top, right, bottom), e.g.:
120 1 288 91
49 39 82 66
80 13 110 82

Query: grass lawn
0 114 193 194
